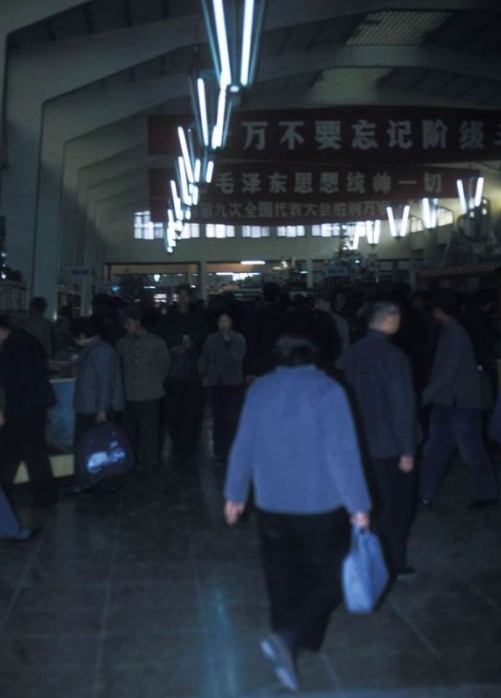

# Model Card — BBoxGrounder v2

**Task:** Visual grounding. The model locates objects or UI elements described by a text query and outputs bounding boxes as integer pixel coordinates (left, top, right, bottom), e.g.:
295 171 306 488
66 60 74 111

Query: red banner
150 197 396 225
149 164 477 205
149 106 501 164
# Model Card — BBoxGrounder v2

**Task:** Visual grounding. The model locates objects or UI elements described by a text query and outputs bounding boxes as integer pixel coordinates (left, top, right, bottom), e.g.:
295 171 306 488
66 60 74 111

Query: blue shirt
224 365 371 515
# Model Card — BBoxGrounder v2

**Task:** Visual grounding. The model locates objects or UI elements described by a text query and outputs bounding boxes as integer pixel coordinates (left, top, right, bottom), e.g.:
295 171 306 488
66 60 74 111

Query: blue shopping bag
76 423 135 489
342 525 389 614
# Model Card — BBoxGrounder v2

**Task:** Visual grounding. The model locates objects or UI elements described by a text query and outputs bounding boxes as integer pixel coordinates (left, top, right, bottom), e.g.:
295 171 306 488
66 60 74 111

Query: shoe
33 494 58 507
260 633 299 692
468 499 499 510
396 566 417 580
68 485 93 495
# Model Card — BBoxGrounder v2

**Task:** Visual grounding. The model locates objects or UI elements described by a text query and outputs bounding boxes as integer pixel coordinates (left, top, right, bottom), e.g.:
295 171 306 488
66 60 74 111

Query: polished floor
1 439 501 698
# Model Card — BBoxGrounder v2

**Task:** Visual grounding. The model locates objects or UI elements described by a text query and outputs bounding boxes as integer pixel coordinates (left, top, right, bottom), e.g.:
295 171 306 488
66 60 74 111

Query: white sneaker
260 633 299 692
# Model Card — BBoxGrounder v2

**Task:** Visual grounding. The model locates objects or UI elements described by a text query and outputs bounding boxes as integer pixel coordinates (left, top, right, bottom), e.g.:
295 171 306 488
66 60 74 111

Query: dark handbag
76 423 135 488
341 525 389 614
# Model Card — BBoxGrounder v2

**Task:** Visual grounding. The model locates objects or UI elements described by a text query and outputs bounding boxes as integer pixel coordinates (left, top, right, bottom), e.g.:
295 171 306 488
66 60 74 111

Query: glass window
277 226 305 238
312 223 341 237
179 223 200 239
242 226 270 238
206 224 235 238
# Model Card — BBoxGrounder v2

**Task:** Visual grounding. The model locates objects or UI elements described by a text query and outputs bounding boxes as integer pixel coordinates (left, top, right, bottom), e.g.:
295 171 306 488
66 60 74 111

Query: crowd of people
0 280 500 691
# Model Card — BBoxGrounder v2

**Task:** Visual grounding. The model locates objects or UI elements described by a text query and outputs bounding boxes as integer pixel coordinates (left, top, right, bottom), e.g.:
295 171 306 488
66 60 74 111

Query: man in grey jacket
116 306 170 478
420 290 498 509
199 312 246 462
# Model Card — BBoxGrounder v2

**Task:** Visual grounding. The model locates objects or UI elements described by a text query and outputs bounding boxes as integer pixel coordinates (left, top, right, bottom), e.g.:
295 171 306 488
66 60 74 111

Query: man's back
345 330 416 459
19 314 53 358
423 319 483 408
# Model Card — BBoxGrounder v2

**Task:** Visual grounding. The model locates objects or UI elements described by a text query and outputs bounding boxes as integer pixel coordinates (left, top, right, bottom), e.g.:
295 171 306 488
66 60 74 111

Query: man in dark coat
244 282 288 379
420 289 498 509
0 314 58 506
345 300 417 579
161 284 209 464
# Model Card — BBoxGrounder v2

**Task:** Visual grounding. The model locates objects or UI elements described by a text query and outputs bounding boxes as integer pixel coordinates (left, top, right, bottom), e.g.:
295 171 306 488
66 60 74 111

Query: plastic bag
76 423 135 488
342 525 389 614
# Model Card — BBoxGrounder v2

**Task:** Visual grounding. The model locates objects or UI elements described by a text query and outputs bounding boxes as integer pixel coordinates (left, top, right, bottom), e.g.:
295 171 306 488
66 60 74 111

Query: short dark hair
176 283 192 296
367 300 400 325
30 297 48 314
429 289 460 316
122 305 144 322
314 289 333 306
263 282 281 304
70 316 99 339
275 334 318 367
0 314 11 330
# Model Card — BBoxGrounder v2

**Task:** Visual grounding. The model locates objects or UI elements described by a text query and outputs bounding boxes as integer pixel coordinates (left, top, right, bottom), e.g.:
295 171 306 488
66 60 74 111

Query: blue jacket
345 330 417 459
224 365 371 515
74 337 124 414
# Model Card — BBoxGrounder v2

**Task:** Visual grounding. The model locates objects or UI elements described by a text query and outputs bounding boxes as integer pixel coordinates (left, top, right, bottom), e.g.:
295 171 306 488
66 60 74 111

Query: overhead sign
149 165 477 205
149 106 501 164
68 266 92 279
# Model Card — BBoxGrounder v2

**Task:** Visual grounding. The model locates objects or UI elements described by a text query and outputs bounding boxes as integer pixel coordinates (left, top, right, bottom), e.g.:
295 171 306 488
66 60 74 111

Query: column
305 258 314 289
198 261 208 302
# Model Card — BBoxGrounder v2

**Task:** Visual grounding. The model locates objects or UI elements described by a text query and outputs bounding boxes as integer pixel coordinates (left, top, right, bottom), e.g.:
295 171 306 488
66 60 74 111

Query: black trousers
0 409 58 505
123 400 161 475
211 385 243 460
372 457 415 575
165 381 204 457
257 508 350 653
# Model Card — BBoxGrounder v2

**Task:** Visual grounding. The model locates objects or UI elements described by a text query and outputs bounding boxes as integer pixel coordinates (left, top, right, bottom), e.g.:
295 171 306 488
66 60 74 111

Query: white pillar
305 258 314 289
198 261 208 302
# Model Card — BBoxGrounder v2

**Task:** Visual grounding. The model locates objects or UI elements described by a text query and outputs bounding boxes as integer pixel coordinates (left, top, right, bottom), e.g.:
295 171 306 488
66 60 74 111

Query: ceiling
6 0 501 240
9 1 501 110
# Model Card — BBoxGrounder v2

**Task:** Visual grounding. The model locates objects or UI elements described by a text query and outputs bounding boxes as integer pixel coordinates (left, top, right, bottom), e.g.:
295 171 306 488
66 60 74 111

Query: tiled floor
1 439 501 698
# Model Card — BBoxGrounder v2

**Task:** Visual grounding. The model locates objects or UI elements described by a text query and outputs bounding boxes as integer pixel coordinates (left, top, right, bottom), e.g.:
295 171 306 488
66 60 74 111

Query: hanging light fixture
387 205 410 239
421 198 439 229
165 209 178 253
191 71 233 156
201 0 267 94
366 220 381 246
457 176 485 214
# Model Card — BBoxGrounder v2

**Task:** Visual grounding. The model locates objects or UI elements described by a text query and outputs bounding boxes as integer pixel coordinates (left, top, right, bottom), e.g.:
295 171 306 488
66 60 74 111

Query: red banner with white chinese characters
148 106 501 164
149 165 477 204
150 197 401 225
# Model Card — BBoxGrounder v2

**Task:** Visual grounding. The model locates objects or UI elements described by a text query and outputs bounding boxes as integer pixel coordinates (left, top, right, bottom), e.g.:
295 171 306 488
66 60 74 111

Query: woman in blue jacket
224 334 371 692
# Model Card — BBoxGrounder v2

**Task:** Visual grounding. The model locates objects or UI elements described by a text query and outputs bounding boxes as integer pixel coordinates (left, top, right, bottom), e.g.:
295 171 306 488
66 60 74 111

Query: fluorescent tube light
196 79 210 148
178 127 195 184
205 160 215 184
240 0 255 87
211 87 227 149
212 0 232 88
177 157 192 207
475 176 484 207
457 180 468 214
170 180 183 221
